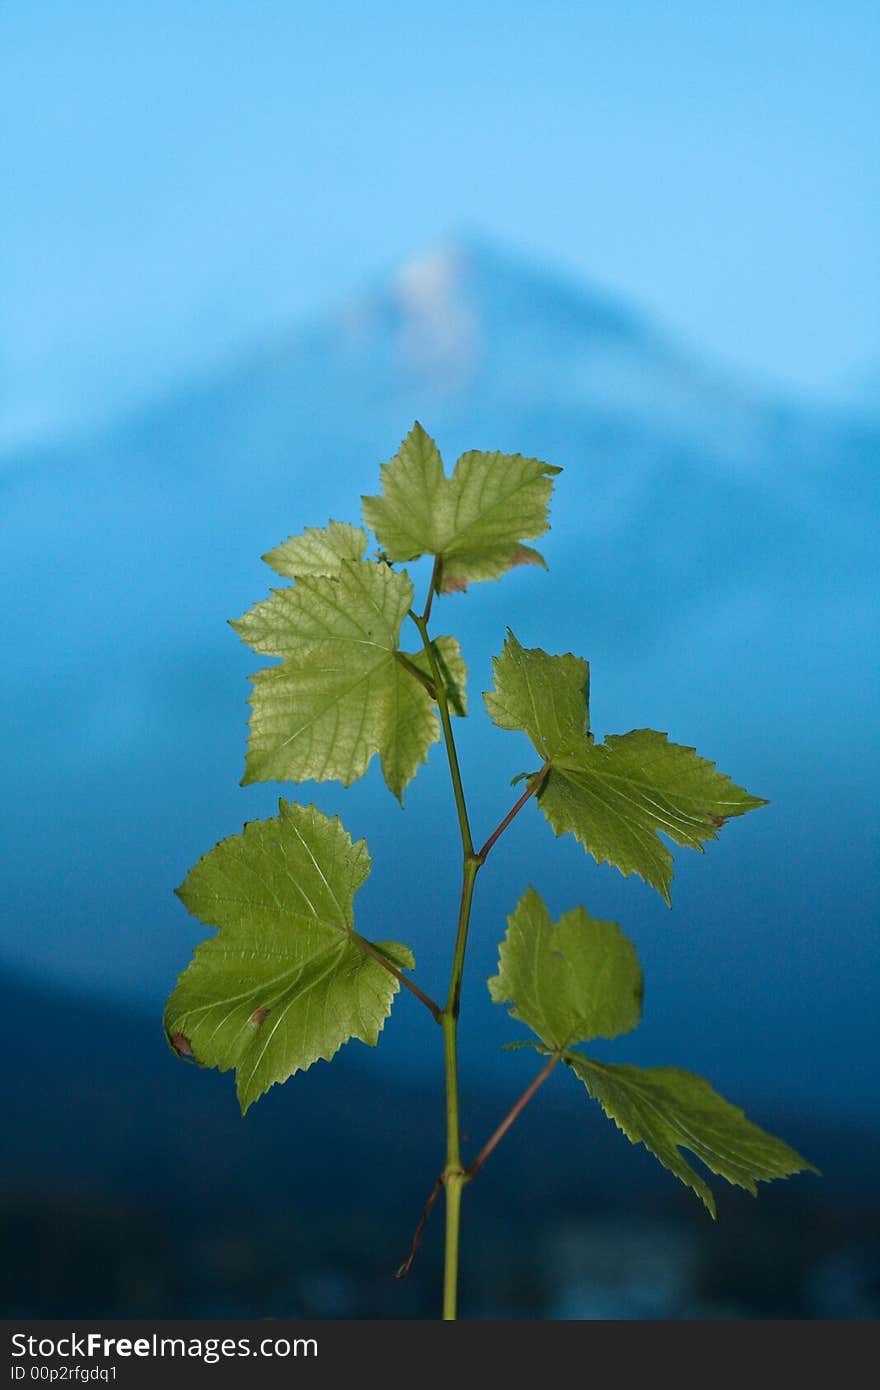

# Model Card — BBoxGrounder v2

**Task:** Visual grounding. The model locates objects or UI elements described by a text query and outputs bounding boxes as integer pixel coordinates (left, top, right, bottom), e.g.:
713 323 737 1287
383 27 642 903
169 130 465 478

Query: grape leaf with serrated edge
484 631 766 902
361 422 561 592
488 886 642 1049
562 1054 818 1216
232 556 466 800
165 800 413 1113
263 520 368 579
487 887 815 1214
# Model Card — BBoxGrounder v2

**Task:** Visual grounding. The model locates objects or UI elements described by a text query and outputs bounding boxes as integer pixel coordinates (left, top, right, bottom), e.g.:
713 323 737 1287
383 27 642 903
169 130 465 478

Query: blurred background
2 1 878 1319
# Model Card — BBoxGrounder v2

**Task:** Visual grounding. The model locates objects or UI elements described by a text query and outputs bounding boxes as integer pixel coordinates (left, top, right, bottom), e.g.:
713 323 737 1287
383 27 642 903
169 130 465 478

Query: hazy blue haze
2 8 877 1315
3 241 877 1126
2 1 878 450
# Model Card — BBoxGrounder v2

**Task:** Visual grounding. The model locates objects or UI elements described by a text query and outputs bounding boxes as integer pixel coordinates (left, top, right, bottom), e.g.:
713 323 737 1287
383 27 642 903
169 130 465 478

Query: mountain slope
1 965 875 1318
1 238 876 1120
4 239 874 645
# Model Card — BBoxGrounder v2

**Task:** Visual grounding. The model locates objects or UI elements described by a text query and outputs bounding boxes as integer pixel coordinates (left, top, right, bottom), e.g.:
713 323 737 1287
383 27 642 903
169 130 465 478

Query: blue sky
1 2 877 1126
2 0 878 449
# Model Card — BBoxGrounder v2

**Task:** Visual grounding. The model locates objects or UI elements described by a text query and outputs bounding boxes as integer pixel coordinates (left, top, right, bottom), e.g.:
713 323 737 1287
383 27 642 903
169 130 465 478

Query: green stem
394 650 437 700
422 553 442 625
411 612 473 857
446 855 479 1020
395 1052 563 1285
411 583 545 1318
438 847 479 1319
410 595 476 1320
442 1168 465 1320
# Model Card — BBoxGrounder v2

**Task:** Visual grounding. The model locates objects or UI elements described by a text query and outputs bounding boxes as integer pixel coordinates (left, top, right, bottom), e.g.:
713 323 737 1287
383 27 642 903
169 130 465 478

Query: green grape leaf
164 800 414 1113
488 887 643 1049
484 634 591 759
361 421 561 592
263 520 368 579
231 559 466 800
484 631 766 902
562 1054 819 1216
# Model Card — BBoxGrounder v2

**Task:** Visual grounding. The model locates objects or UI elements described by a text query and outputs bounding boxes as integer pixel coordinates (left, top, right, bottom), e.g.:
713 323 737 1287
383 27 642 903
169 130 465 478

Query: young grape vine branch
164 422 817 1322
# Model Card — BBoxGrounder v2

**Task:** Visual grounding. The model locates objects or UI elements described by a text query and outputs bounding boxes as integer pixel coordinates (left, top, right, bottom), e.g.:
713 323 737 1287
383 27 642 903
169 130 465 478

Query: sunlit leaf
488 886 642 1049
563 1054 818 1216
232 559 466 799
485 631 766 901
165 801 413 1112
362 422 561 591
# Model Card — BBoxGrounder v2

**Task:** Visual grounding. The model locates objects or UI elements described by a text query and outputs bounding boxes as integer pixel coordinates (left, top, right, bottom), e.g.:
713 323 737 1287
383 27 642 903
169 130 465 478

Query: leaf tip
510 544 547 573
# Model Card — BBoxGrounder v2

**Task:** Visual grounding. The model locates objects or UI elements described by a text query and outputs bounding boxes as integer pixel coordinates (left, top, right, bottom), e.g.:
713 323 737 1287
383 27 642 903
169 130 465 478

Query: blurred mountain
4 236 875 680
3 240 875 760
0 962 643 1205
2 965 877 1318
1 237 877 1119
